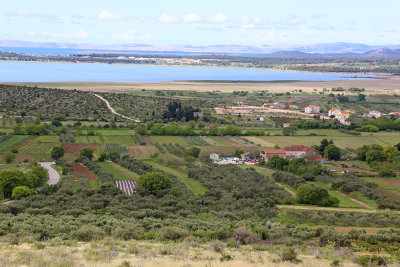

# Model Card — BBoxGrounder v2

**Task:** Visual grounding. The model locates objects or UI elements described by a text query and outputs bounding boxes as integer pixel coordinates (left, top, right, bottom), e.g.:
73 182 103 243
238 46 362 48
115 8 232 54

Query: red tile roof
261 149 286 154
282 145 314 152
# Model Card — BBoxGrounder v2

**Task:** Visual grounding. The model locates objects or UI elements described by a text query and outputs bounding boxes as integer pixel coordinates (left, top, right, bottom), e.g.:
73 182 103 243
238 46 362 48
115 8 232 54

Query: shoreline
0 59 392 77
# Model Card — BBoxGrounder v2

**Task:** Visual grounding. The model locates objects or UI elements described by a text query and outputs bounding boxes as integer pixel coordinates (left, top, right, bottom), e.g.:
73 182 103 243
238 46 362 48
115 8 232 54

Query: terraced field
0 135 30 151
98 162 131 180
150 136 188 145
19 136 60 161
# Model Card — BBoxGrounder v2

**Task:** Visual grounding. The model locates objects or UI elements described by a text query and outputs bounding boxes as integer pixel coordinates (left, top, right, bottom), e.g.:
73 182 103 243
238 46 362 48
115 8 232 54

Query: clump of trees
0 165 48 198
138 172 172 195
296 184 339 207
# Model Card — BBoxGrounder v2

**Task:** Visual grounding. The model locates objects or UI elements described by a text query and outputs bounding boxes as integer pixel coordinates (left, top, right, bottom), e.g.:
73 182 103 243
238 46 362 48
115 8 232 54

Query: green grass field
17 136 60 161
0 135 29 151
98 162 130 180
185 178 207 196
75 136 101 144
145 160 208 196
109 162 139 179
150 136 188 146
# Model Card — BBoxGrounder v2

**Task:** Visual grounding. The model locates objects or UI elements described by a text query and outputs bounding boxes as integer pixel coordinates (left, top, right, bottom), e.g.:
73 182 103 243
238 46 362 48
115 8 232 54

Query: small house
305 105 320 114
210 153 220 162
241 152 253 161
283 123 292 128
328 108 341 117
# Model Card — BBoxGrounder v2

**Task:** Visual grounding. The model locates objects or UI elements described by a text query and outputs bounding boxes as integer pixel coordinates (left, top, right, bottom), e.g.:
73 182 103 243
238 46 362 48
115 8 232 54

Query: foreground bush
355 255 387 267
72 226 105 241
158 226 189 241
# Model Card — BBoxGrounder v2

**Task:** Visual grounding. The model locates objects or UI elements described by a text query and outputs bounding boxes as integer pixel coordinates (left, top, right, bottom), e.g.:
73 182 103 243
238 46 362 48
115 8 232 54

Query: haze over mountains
1 39 400 57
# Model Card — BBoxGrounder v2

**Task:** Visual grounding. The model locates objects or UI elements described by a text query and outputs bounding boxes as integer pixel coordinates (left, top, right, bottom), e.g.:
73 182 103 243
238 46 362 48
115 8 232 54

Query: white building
210 153 220 162
305 105 321 114
328 108 341 117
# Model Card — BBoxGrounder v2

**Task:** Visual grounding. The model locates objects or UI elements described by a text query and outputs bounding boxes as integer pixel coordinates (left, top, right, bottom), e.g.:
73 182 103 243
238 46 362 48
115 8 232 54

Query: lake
0 61 379 83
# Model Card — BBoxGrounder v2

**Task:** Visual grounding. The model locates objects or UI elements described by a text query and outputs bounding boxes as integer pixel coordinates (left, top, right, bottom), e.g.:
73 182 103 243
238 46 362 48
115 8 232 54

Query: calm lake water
0 61 379 82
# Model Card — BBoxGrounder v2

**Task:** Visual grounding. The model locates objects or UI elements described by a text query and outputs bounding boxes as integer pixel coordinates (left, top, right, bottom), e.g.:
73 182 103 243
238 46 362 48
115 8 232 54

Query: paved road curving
39 162 60 185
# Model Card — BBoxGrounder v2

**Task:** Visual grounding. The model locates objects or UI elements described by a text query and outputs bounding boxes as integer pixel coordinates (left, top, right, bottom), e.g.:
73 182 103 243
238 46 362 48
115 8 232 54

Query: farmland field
103 135 137 146
0 135 30 151
104 143 128 154
72 163 96 180
98 162 132 180
150 136 188 146
62 143 99 153
185 177 207 196
243 136 275 147
18 137 60 161
75 136 101 144
128 145 157 156
182 136 210 146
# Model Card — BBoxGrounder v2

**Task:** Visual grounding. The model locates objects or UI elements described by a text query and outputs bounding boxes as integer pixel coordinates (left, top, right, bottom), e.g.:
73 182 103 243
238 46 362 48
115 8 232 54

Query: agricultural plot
261 135 390 150
104 135 137 146
114 180 136 196
0 135 30 151
128 145 157 156
150 136 188 146
62 143 99 154
200 136 219 145
75 136 101 144
207 136 231 146
104 143 128 154
182 136 210 146
19 137 60 161
185 178 207 196
142 135 153 145
243 136 275 147
363 177 400 201
72 163 96 180
98 162 131 180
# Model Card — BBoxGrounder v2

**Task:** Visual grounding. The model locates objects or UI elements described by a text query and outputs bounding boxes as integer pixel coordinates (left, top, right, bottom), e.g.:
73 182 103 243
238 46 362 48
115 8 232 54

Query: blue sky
0 0 399 45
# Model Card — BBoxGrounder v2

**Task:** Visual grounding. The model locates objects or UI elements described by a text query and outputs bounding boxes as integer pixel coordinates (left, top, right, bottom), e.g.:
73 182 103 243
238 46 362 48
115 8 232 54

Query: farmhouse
260 149 287 161
364 110 382 118
305 105 320 114
210 153 220 161
260 145 315 161
328 108 341 117
241 152 254 161
283 145 314 158
283 123 292 128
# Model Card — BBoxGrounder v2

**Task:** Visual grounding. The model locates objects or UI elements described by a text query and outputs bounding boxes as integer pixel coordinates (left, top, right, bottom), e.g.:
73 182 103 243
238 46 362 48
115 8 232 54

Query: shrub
233 227 261 245
11 186 37 200
355 255 387 267
211 240 225 253
281 246 301 263
220 254 233 261
3 151 16 164
71 226 105 241
138 172 172 195
158 226 189 241
112 225 143 240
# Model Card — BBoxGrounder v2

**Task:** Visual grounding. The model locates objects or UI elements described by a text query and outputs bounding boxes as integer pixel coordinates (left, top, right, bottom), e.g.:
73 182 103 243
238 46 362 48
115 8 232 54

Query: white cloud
97 10 124 20
5 10 60 22
208 12 227 23
112 30 151 41
182 13 201 23
240 15 250 25
74 30 88 38
158 13 179 23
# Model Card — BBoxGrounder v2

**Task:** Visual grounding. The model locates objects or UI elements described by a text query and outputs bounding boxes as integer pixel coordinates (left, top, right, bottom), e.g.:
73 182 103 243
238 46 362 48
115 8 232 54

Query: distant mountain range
1 40 400 57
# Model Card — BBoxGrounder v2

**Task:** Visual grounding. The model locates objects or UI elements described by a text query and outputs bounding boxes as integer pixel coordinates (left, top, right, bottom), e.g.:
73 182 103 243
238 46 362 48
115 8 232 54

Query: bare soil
72 163 96 180
62 143 100 154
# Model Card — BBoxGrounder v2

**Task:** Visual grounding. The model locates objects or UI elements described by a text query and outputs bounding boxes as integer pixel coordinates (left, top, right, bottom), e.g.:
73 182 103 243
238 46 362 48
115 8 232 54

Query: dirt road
39 162 60 185
94 93 138 121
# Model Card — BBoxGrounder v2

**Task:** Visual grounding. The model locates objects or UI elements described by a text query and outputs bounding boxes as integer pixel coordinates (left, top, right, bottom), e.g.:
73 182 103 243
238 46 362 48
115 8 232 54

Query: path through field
39 162 60 185
94 93 137 121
